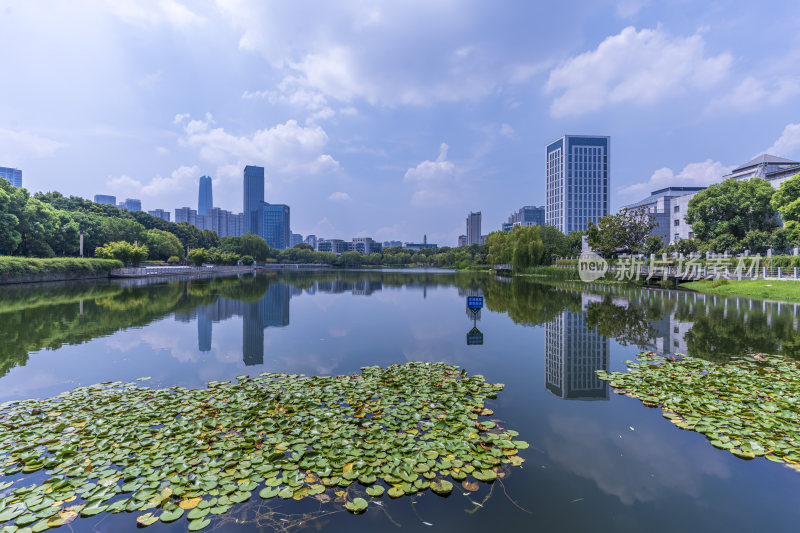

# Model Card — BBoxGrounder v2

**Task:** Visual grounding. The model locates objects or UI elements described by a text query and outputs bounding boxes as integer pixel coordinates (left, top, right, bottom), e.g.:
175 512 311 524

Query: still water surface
1 270 799 532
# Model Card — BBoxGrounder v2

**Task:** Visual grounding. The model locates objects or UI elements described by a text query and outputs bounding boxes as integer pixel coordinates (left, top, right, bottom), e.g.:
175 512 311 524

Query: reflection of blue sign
467 296 483 311
467 327 483 345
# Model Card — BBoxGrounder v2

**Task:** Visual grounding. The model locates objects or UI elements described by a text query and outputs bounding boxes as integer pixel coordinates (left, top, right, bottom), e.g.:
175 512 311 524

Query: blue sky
2 0 799 245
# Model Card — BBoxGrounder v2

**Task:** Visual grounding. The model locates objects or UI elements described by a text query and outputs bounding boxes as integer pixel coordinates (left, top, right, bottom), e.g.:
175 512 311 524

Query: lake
1 270 799 532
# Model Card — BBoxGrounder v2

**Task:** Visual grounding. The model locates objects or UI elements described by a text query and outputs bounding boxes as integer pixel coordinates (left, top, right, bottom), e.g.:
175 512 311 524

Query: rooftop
731 154 799 173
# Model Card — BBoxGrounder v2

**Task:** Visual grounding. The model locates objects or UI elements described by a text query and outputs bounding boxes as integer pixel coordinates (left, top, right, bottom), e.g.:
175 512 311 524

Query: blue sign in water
467 296 483 310
467 327 483 345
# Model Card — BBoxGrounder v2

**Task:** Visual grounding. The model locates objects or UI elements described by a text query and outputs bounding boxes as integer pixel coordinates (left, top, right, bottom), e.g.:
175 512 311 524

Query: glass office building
94 194 116 205
0 167 22 188
261 203 290 250
198 176 213 216
545 135 609 234
243 166 265 234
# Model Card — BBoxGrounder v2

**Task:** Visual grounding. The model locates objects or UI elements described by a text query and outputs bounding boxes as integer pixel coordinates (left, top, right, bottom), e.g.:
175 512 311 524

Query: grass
0 257 123 279
681 279 800 303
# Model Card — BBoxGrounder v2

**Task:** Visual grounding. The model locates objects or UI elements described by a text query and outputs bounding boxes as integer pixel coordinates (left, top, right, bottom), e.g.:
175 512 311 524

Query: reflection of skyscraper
198 308 212 352
545 296 609 400
242 301 265 366
242 283 291 366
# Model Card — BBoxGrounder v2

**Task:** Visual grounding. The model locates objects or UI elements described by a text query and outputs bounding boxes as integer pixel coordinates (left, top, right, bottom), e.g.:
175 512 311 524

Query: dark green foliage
0 257 122 279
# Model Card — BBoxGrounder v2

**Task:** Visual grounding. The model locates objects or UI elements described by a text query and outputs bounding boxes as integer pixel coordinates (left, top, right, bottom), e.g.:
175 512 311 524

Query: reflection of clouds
266 352 339 376
328 328 349 337
544 415 730 505
105 323 199 364
0 371 72 401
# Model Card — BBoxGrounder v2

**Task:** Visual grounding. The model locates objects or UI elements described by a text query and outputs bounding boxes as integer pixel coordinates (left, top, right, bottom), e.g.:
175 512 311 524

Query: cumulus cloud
103 0 203 28
546 26 732 117
107 165 201 200
403 143 460 206
328 191 352 202
767 123 800 158
619 159 734 198
174 113 339 174
218 0 545 106
0 129 66 162
709 77 800 113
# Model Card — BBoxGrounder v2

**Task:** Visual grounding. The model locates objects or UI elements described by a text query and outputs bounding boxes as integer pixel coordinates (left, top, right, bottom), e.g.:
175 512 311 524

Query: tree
143 229 184 261
538 225 570 262
95 241 149 266
293 243 313 250
220 234 270 262
771 172 800 241
187 248 209 266
240 255 254 266
686 177 778 244
643 235 664 256
587 206 656 257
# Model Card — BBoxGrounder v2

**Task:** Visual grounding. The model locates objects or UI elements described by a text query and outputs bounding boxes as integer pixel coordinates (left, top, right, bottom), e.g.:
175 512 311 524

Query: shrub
0 257 123 279
240 255 254 266
167 256 180 264
709 278 730 288
94 241 149 267
187 248 208 266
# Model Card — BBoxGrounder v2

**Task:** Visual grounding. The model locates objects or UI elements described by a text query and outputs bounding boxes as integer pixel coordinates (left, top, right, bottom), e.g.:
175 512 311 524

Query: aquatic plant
0 362 526 530
597 352 800 469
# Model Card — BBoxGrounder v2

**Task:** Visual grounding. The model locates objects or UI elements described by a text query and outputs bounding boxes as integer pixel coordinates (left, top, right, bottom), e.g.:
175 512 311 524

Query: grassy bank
0 257 123 280
681 279 800 302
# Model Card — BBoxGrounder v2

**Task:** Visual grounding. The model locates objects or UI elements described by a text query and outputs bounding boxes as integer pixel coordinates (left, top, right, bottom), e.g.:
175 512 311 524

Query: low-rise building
621 187 705 245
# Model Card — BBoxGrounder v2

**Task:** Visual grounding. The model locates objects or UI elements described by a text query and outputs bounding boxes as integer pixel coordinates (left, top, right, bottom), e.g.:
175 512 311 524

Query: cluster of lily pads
0 362 527 531
597 352 800 468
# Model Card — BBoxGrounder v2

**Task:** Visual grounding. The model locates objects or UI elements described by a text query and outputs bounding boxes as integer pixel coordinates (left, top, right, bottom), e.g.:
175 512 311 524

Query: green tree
686 177 778 244
539 225 570 262
240 255 254 266
586 206 656 257
95 241 149 266
143 228 185 260
0 180 23 253
643 235 664 256
771 172 800 241
187 248 209 266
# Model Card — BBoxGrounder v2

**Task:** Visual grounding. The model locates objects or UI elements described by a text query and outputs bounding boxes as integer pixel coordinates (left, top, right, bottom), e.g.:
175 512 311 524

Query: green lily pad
366 485 385 497
430 480 453 495
345 497 368 513
159 507 184 523
188 518 211 531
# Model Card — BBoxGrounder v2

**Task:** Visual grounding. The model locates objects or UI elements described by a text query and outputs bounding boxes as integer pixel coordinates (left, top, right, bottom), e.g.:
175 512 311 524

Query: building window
674 205 680 213
674 233 680 241
674 219 680 226
688 232 694 239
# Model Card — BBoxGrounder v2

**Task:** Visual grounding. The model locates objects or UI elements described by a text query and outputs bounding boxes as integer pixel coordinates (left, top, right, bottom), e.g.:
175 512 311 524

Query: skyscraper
466 211 481 245
243 166 265 234
545 135 609 234
198 176 213 216
261 204 290 250
0 167 22 188
94 194 116 205
119 198 142 212
148 209 170 221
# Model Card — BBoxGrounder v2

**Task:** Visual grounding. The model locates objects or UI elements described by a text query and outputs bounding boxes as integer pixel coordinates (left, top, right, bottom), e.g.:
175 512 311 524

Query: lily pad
345 497 368 514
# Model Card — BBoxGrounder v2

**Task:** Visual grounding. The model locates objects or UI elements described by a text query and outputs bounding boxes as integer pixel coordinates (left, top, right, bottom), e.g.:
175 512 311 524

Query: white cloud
328 191 352 202
499 123 515 138
217 0 544 106
106 165 201 203
709 77 800 113
0 129 66 162
175 113 339 174
767 123 800 158
103 0 203 28
619 159 734 198
403 143 460 206
615 0 648 18
545 26 732 117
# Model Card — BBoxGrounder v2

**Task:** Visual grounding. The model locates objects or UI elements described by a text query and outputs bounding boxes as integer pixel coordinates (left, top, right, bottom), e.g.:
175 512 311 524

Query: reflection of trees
584 296 657 347
482 278 581 326
0 275 279 379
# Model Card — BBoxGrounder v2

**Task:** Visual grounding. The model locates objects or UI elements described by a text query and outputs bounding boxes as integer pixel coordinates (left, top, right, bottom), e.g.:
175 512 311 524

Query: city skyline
2 2 799 244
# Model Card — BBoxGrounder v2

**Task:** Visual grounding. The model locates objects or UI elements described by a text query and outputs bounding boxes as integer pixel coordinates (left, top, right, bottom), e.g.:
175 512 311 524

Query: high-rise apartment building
261 204 290 250
457 235 467 247
119 198 142 212
545 135 609 233
466 211 481 245
94 194 116 205
304 235 318 250
0 167 22 188
175 207 198 226
148 209 170 221
198 176 213 216
243 166 265 234
290 233 303 248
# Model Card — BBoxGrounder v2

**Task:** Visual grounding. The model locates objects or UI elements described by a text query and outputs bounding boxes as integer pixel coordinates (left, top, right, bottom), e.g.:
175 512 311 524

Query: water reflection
545 294 609 400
